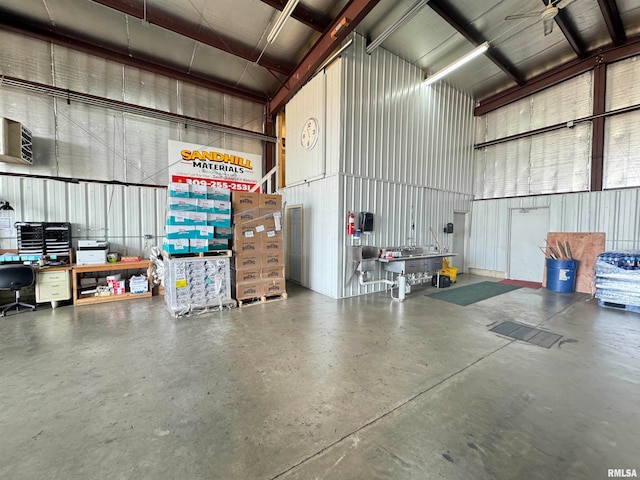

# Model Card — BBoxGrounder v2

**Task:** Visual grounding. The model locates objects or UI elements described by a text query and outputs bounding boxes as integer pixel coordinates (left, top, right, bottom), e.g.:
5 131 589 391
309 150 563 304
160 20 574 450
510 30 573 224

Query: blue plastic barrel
546 258 577 293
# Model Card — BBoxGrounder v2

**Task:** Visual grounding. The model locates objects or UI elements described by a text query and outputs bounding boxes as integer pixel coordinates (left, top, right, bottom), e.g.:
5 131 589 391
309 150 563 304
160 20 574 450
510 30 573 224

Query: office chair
0 264 36 317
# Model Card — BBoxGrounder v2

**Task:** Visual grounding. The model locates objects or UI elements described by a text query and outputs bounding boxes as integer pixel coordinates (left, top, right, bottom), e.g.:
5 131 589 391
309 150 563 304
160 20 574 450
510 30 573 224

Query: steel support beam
268 0 381 115
0 8 268 104
591 60 606 192
428 0 524 86
543 0 586 58
597 0 626 46
259 0 332 33
92 0 294 75
475 36 640 116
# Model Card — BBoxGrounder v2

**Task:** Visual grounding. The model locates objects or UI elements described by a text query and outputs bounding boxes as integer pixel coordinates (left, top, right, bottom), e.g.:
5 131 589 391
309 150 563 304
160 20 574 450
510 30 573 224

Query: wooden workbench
72 260 152 305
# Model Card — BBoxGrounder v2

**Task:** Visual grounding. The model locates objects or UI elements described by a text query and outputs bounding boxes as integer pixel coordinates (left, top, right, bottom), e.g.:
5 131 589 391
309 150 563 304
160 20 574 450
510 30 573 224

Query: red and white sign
168 140 262 191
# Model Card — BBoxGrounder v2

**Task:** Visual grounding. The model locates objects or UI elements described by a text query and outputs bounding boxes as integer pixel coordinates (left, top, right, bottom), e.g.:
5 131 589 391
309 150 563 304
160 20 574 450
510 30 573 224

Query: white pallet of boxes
164 256 234 317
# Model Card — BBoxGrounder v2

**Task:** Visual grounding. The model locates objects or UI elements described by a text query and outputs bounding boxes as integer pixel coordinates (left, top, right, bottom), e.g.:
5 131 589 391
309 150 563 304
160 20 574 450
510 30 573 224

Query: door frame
453 210 470 274
285 204 304 284
507 206 550 281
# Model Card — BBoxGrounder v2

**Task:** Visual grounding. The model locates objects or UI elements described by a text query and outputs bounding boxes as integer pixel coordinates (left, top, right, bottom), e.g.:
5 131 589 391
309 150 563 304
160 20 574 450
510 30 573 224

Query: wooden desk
72 260 152 306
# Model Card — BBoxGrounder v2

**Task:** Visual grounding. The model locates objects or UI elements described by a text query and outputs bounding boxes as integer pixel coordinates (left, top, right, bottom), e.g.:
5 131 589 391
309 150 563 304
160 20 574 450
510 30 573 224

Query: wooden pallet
162 249 232 260
598 299 640 313
170 300 238 317
237 292 288 307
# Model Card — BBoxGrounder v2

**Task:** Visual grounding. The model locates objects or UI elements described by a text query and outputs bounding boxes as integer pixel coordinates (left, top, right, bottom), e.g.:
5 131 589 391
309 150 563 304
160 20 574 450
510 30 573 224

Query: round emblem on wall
301 117 319 150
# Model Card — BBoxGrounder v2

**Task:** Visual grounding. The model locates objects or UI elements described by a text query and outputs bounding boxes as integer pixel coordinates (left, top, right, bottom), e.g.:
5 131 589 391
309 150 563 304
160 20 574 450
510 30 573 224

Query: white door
287 206 303 284
509 208 550 282
452 212 467 273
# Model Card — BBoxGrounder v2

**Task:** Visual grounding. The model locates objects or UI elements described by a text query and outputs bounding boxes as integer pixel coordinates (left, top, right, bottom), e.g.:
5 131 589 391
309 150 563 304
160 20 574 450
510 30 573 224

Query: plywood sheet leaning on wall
543 232 606 294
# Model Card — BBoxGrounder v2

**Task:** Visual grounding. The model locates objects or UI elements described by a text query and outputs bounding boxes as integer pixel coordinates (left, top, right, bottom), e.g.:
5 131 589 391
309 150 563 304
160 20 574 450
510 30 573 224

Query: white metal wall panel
469 188 640 274
283 175 340 298
325 60 342 176
606 56 640 111
341 34 475 195
286 72 327 186
604 111 640 189
0 175 166 255
340 174 473 298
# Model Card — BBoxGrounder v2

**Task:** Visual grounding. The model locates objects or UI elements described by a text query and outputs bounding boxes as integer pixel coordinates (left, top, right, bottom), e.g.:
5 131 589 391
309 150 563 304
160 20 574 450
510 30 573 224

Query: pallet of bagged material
237 292 288 307
162 249 232 260
169 299 237 317
597 299 640 313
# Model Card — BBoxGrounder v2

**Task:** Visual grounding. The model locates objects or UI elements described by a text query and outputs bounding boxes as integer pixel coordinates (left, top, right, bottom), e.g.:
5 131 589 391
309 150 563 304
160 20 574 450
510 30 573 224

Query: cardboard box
163 239 189 254
261 231 283 252
260 210 283 231
260 193 282 211
232 191 259 212
263 251 284 268
214 227 233 239
233 210 260 224
233 268 261 283
196 199 216 213
234 253 262 270
207 213 231 228
233 222 254 239
209 238 229 250
213 200 231 214
165 225 195 240
234 281 263 300
207 186 231 201
190 183 208 199
166 212 195 226
233 236 260 254
261 266 284 280
168 182 190 197
192 226 214 240
263 278 286 296
249 216 276 235
189 211 208 226
167 197 197 211
189 238 209 253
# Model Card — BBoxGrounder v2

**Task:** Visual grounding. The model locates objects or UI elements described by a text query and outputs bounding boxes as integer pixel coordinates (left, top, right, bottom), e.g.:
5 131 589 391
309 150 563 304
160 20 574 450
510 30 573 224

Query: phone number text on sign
171 176 256 192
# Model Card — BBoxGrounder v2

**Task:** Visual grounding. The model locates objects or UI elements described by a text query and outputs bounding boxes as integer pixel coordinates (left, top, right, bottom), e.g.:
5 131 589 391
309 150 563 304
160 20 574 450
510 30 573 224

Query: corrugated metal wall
340 176 472 297
282 57 342 297
281 35 476 298
341 35 475 195
0 30 267 256
337 34 475 297
0 175 166 255
283 175 341 298
469 189 640 274
0 30 266 186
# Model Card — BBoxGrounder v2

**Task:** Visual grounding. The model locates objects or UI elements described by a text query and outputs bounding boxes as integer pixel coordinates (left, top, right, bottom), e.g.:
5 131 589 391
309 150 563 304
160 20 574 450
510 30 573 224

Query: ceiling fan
505 0 578 36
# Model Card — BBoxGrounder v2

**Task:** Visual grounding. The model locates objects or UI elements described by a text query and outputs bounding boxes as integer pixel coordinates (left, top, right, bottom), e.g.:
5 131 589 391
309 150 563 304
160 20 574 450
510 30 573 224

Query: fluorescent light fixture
267 0 300 44
423 41 489 86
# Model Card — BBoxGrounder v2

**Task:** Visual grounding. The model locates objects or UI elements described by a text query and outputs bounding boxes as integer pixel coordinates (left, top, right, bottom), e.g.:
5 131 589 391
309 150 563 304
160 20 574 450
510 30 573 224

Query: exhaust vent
0 118 33 165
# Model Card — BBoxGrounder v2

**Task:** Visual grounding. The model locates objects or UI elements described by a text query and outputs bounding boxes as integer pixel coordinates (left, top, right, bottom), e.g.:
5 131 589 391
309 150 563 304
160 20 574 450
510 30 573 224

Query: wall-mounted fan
505 0 577 36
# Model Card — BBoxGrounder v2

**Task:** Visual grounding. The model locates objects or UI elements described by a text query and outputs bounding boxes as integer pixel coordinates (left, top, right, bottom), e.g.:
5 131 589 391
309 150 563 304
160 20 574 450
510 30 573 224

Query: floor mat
427 281 521 306
499 279 542 289
490 320 562 348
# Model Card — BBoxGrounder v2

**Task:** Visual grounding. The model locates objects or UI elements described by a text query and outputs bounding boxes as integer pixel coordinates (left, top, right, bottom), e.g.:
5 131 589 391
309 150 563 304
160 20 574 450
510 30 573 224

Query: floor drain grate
490 321 562 348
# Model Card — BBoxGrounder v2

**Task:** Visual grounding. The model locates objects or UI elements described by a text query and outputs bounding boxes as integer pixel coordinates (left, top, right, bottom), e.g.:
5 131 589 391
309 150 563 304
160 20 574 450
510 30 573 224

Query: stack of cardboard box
231 191 285 300
163 183 232 254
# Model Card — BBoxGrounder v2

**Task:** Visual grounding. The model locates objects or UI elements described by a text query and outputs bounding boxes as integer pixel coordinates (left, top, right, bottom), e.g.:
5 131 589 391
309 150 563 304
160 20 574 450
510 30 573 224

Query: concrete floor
1 274 639 480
